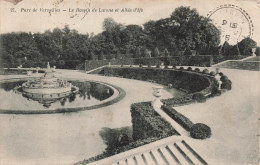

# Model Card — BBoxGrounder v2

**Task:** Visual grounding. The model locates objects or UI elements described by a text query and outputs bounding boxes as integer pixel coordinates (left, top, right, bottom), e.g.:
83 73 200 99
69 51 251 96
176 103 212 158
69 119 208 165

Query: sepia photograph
0 0 259 164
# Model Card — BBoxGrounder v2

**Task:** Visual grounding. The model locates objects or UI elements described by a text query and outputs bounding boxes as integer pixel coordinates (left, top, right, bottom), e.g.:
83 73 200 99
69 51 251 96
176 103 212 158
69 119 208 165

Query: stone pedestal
152 86 163 110
215 68 220 74
252 48 256 57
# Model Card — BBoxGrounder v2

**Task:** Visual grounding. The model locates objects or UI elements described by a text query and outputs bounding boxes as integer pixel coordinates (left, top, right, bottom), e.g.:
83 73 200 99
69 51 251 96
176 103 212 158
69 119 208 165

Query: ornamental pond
0 80 115 111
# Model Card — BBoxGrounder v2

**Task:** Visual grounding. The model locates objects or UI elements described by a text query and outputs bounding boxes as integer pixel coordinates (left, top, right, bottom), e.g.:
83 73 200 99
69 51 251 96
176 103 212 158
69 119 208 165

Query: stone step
174 142 194 164
135 154 145 165
150 148 167 164
167 143 190 165
159 146 180 164
118 160 127 165
104 140 207 165
177 141 201 165
181 140 208 165
126 156 137 165
143 151 157 165
149 150 159 165
141 153 148 165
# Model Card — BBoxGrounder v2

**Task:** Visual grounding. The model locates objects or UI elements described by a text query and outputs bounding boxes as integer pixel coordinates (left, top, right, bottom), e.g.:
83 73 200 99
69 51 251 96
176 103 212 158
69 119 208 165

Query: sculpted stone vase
152 86 163 110
252 48 256 57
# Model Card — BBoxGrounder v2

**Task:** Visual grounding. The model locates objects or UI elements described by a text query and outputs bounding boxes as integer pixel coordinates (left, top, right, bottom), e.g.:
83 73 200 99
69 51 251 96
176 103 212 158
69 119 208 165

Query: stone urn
191 50 196 56
152 86 163 110
215 67 220 74
252 48 256 57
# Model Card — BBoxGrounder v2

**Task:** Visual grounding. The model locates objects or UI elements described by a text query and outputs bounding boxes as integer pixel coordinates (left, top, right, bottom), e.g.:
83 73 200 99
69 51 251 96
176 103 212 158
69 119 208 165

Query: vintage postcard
0 0 259 165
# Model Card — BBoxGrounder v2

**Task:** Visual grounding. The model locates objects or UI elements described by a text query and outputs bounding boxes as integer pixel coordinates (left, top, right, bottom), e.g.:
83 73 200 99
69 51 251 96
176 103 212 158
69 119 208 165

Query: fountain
16 62 79 107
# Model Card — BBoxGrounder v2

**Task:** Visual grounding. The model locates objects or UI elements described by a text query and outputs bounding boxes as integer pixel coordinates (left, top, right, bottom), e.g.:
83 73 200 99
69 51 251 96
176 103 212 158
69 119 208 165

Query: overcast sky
1 0 259 45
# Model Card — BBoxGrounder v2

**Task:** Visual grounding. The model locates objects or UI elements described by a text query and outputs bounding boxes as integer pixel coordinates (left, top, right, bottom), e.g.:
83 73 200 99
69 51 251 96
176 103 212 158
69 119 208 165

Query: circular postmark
207 4 254 45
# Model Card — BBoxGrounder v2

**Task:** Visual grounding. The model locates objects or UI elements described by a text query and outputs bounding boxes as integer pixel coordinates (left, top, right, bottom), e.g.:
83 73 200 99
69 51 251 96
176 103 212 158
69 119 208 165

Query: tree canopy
2 6 257 68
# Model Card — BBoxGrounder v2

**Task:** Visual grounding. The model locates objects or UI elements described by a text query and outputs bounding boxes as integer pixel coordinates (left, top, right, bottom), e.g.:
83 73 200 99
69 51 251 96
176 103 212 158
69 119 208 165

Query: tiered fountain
16 62 79 107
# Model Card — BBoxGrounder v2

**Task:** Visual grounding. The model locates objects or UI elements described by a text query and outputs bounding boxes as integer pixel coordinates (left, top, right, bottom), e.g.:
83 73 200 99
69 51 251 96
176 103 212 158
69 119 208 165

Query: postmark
207 4 254 45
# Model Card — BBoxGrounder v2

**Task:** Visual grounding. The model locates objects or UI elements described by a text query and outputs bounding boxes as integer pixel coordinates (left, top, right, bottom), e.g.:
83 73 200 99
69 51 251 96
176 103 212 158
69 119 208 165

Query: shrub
221 82 232 90
209 71 216 76
226 79 232 85
202 69 209 74
117 133 130 146
220 75 229 82
187 67 192 71
210 88 221 97
172 65 177 69
121 64 124 67
147 64 151 68
192 93 206 103
219 72 224 76
194 68 200 72
190 123 211 139
139 64 143 68
179 67 184 71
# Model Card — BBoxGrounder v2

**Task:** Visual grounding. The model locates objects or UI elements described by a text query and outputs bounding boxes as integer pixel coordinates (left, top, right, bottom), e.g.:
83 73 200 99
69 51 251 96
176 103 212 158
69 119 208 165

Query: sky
0 0 260 45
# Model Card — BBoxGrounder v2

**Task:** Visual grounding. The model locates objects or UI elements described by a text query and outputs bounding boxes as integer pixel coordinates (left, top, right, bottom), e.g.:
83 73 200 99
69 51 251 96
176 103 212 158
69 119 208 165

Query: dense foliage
190 123 211 139
220 37 257 57
0 6 222 68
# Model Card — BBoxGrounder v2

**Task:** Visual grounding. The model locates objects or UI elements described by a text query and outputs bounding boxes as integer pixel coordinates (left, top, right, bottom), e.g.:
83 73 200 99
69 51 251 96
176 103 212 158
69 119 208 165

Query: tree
229 44 240 56
143 48 150 57
98 51 105 60
221 41 231 56
102 17 123 32
256 47 260 56
135 47 141 58
115 50 122 59
237 37 257 56
89 51 95 60
153 47 160 57
144 6 220 54
164 48 169 57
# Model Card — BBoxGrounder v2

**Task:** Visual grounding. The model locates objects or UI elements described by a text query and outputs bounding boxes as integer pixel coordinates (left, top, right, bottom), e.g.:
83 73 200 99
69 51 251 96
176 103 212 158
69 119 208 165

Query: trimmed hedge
202 69 209 74
190 123 211 139
221 82 232 90
219 74 232 90
85 55 213 71
103 67 210 94
194 68 200 72
131 102 179 140
209 71 216 76
161 105 194 131
220 75 229 82
187 67 192 71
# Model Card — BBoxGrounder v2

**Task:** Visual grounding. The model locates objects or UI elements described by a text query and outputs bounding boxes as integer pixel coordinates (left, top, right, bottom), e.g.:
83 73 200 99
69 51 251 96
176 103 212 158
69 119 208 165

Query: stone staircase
91 140 207 165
